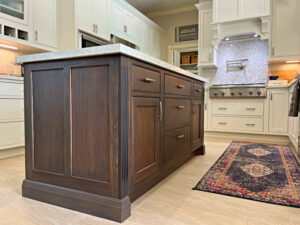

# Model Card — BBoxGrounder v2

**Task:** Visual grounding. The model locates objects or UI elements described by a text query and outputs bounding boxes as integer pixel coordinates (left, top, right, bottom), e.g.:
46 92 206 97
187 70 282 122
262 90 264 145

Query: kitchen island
16 44 206 222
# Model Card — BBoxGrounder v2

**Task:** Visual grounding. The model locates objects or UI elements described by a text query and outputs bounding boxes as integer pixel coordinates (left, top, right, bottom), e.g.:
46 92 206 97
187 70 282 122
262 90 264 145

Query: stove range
209 83 267 98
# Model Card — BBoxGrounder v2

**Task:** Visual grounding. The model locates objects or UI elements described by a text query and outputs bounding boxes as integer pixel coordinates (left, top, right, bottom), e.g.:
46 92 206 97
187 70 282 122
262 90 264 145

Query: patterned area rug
193 141 300 207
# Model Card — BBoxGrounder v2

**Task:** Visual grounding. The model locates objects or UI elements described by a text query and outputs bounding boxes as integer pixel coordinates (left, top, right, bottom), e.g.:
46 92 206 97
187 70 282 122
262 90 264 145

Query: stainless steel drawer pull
196 89 202 92
176 135 185 139
177 105 185 109
246 124 256 126
246 108 256 111
218 107 227 110
144 77 156 83
177 84 185 89
218 122 227 125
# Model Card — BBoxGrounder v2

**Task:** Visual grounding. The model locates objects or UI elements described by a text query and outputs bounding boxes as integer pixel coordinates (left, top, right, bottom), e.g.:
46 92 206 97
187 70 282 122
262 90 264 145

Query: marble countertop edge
15 44 208 83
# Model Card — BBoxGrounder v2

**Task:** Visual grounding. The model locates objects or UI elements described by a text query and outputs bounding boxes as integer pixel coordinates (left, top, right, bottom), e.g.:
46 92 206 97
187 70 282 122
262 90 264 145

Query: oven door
78 32 110 48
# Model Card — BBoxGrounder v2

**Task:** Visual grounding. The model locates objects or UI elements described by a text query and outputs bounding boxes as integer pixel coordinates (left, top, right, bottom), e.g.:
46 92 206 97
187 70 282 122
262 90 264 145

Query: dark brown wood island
15 44 206 223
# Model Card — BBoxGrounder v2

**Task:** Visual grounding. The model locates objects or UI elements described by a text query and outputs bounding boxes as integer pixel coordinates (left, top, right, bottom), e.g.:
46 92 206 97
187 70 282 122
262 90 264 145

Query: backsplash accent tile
202 40 269 85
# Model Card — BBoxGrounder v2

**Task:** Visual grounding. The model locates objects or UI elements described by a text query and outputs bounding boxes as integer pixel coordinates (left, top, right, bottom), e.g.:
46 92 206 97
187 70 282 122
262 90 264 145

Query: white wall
151 10 198 62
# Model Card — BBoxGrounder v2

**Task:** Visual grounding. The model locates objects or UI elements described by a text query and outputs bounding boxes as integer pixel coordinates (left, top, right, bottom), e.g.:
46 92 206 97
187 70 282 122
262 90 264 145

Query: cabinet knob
177 105 185 109
177 84 185 89
176 135 185 139
144 77 156 83
218 122 227 125
196 89 202 92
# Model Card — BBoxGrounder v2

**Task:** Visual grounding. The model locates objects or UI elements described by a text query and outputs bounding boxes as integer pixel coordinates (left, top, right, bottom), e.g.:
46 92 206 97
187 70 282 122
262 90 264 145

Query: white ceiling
125 0 202 14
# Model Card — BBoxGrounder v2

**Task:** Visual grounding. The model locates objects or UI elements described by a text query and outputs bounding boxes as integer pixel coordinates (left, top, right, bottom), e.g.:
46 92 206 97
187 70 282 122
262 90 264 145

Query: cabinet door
93 0 110 41
111 1 125 38
214 0 238 22
0 0 28 25
132 97 161 185
192 100 204 151
76 0 93 34
125 11 138 45
271 0 300 59
269 90 289 134
239 0 268 18
33 0 57 48
199 6 213 64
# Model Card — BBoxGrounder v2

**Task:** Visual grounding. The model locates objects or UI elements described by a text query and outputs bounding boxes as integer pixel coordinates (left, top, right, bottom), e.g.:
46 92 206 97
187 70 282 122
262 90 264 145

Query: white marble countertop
15 44 207 83
267 79 298 89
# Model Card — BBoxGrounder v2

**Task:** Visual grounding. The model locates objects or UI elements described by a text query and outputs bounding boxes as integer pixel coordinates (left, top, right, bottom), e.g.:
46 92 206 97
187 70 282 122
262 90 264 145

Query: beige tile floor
0 139 299 225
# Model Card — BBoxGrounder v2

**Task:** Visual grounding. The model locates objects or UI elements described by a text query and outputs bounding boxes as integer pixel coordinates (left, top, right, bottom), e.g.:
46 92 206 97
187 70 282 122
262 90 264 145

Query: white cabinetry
0 75 24 151
33 0 57 48
270 0 300 61
268 88 289 134
213 0 269 23
288 82 299 151
196 2 216 68
75 0 110 41
0 0 29 25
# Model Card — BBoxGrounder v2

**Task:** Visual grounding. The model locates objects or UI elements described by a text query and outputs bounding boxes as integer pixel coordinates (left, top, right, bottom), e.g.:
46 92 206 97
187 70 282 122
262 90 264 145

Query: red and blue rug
193 141 300 207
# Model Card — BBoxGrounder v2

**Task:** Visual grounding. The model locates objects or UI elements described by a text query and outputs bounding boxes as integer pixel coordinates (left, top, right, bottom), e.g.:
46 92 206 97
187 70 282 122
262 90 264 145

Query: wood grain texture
165 74 192 96
32 69 65 174
192 100 203 151
71 65 110 182
132 97 160 184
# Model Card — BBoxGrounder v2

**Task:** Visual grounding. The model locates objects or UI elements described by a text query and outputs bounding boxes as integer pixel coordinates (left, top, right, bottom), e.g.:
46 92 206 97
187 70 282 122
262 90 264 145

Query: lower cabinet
268 89 289 134
163 126 191 166
132 97 161 185
192 100 204 151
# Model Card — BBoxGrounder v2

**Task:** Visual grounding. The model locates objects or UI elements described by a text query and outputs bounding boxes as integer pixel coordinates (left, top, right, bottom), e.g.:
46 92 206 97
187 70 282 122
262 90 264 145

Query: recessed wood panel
192 100 203 151
132 65 161 93
32 69 65 174
132 97 160 184
71 65 110 182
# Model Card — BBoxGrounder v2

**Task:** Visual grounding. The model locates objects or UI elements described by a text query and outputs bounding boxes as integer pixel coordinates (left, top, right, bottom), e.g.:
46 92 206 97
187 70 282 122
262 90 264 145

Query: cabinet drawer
193 83 204 98
132 65 161 93
0 81 23 97
163 126 190 165
212 101 264 116
165 74 192 96
0 122 24 149
165 98 191 129
212 116 264 132
0 99 24 122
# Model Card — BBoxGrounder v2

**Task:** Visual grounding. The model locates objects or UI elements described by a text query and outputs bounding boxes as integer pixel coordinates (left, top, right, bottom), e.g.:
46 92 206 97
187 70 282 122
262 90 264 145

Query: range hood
212 16 269 45
221 32 261 43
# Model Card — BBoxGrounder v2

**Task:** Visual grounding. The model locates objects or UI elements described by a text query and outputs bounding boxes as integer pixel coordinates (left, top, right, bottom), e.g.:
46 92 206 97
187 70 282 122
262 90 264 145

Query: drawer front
0 81 23 98
0 99 24 122
212 116 264 132
212 101 264 116
165 98 191 129
193 83 204 98
163 126 190 165
165 74 192 96
0 122 24 149
132 65 161 93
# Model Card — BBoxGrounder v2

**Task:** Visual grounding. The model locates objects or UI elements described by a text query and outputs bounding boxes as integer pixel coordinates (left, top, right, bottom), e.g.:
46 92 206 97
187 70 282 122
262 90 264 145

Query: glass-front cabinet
0 0 28 25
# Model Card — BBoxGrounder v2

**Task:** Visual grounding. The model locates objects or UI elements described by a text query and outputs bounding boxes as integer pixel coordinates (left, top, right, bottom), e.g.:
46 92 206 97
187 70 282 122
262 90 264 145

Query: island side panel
22 55 130 222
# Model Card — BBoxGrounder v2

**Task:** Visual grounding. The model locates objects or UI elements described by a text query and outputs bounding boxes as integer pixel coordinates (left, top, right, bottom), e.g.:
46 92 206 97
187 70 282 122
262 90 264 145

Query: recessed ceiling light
225 37 230 41
285 60 300 64
0 43 18 50
253 34 259 38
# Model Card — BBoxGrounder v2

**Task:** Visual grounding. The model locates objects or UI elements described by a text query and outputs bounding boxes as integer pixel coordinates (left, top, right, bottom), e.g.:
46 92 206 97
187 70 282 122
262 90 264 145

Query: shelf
180 63 198 66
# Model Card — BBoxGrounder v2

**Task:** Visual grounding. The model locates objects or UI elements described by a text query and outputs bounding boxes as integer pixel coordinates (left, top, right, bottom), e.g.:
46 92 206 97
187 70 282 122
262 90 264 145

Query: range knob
239 92 243 96
257 91 262 96
221 92 225 96
231 92 235 96
249 90 253 96
214 92 218 96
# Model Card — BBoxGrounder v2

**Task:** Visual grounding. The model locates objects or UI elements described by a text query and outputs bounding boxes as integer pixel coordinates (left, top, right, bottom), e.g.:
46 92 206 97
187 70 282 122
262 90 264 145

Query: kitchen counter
20 48 205 223
267 79 298 89
15 44 207 83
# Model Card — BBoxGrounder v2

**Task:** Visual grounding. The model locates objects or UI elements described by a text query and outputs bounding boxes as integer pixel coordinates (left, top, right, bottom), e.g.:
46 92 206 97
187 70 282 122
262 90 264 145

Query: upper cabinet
33 0 57 48
196 2 217 68
75 0 111 41
270 0 300 61
0 0 29 25
213 0 270 23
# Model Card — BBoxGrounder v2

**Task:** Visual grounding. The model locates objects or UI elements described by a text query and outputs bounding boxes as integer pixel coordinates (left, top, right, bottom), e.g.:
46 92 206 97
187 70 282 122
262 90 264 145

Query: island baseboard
22 180 131 222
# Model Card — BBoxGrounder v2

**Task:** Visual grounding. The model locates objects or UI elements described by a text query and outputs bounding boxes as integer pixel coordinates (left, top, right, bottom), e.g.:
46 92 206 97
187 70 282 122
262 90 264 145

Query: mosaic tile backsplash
201 40 269 85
